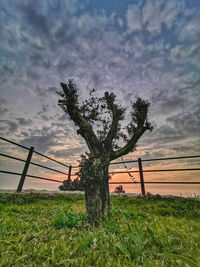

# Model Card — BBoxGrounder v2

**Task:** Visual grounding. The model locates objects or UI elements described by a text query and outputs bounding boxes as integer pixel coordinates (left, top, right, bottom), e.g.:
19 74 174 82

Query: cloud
0 117 32 135
0 98 8 117
0 120 19 132
178 13 200 42
166 112 200 136
126 4 142 33
0 0 199 165
123 36 145 58
49 146 85 159
37 104 50 116
142 0 161 34
0 107 8 117
141 0 184 35
20 134 57 153
0 60 17 84
15 118 33 126
150 89 186 113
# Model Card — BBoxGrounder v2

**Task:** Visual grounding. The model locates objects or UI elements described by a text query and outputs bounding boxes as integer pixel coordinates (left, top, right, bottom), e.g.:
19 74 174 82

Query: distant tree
114 185 125 193
58 80 153 225
59 177 84 191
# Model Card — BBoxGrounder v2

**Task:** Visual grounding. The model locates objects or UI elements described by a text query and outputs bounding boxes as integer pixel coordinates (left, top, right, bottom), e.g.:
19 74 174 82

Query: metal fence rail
0 136 200 195
0 170 63 183
0 137 72 192
109 181 200 184
108 156 200 195
109 168 200 174
110 155 200 164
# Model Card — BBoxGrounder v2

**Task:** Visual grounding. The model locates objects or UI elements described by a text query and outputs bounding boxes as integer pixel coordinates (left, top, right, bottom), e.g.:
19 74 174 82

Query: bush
59 177 85 191
114 185 125 193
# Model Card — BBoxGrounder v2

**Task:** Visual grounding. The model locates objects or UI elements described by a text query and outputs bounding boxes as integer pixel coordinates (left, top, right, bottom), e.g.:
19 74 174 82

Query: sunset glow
0 0 200 195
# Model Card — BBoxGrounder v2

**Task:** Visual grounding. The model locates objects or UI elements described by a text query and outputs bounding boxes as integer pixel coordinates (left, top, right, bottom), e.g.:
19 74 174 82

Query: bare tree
58 80 153 225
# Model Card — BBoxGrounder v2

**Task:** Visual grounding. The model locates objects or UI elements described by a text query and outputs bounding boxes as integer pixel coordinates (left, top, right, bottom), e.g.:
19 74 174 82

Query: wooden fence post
67 165 72 190
17 146 34 192
138 158 145 196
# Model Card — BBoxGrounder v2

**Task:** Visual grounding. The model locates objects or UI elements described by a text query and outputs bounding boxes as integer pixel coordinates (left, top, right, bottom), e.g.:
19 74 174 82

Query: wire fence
0 136 200 195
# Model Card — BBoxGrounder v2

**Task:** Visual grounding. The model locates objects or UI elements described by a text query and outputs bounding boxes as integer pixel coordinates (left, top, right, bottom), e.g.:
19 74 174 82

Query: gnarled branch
110 126 148 160
103 92 125 150
59 81 100 154
110 98 153 160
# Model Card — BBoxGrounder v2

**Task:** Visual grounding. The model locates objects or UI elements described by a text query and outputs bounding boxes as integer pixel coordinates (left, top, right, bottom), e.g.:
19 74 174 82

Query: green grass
0 193 200 266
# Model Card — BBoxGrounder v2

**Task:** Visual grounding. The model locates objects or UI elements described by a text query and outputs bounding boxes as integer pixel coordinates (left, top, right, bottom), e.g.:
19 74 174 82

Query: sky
0 0 200 195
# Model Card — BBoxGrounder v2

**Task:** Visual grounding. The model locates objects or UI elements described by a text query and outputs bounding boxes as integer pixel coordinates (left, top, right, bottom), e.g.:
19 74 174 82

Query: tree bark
83 156 110 225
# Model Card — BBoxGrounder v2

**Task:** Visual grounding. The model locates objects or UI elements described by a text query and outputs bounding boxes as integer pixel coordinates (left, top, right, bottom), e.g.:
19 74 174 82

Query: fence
108 156 200 195
0 136 200 195
0 137 72 192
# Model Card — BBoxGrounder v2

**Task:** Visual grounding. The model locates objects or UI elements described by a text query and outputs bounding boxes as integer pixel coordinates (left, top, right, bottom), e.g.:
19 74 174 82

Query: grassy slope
0 193 200 267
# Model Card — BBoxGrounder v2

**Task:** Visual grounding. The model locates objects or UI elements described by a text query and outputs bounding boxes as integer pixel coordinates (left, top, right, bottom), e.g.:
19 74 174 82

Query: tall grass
0 193 199 266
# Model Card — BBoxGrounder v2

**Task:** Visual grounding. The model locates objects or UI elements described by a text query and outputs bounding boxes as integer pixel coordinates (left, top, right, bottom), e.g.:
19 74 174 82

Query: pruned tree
58 80 153 225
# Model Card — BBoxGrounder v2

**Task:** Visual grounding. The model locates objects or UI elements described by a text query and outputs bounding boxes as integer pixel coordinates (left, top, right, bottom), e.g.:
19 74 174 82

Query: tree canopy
58 80 153 160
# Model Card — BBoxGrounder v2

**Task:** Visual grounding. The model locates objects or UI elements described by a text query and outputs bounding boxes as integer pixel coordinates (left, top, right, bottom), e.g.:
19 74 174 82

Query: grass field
0 192 200 266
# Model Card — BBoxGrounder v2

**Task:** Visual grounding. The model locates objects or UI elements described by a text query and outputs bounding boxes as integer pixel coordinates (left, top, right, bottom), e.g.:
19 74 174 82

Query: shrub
59 177 85 191
114 185 125 193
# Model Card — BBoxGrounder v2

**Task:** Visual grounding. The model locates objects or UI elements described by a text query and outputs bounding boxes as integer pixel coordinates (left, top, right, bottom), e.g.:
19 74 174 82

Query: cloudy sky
0 0 200 194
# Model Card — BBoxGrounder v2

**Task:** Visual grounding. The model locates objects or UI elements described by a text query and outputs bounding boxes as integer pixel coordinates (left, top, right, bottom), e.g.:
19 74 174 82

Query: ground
0 192 200 266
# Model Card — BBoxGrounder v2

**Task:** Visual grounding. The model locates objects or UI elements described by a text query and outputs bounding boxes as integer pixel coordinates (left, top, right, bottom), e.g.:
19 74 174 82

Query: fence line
0 136 200 194
109 181 200 184
109 168 200 174
0 137 72 192
0 137 70 167
0 170 63 183
110 155 200 164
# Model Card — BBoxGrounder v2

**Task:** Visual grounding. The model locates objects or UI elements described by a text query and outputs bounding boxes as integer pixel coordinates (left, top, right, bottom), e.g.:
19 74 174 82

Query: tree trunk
83 157 110 225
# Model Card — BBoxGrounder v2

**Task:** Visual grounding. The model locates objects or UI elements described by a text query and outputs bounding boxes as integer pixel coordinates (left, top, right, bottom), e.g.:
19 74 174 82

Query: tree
59 177 84 191
114 185 125 193
58 80 153 225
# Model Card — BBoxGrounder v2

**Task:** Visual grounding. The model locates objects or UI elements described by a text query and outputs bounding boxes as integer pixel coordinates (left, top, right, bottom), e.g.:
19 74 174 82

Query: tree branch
103 92 125 150
110 126 148 160
59 82 100 154
110 97 153 160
